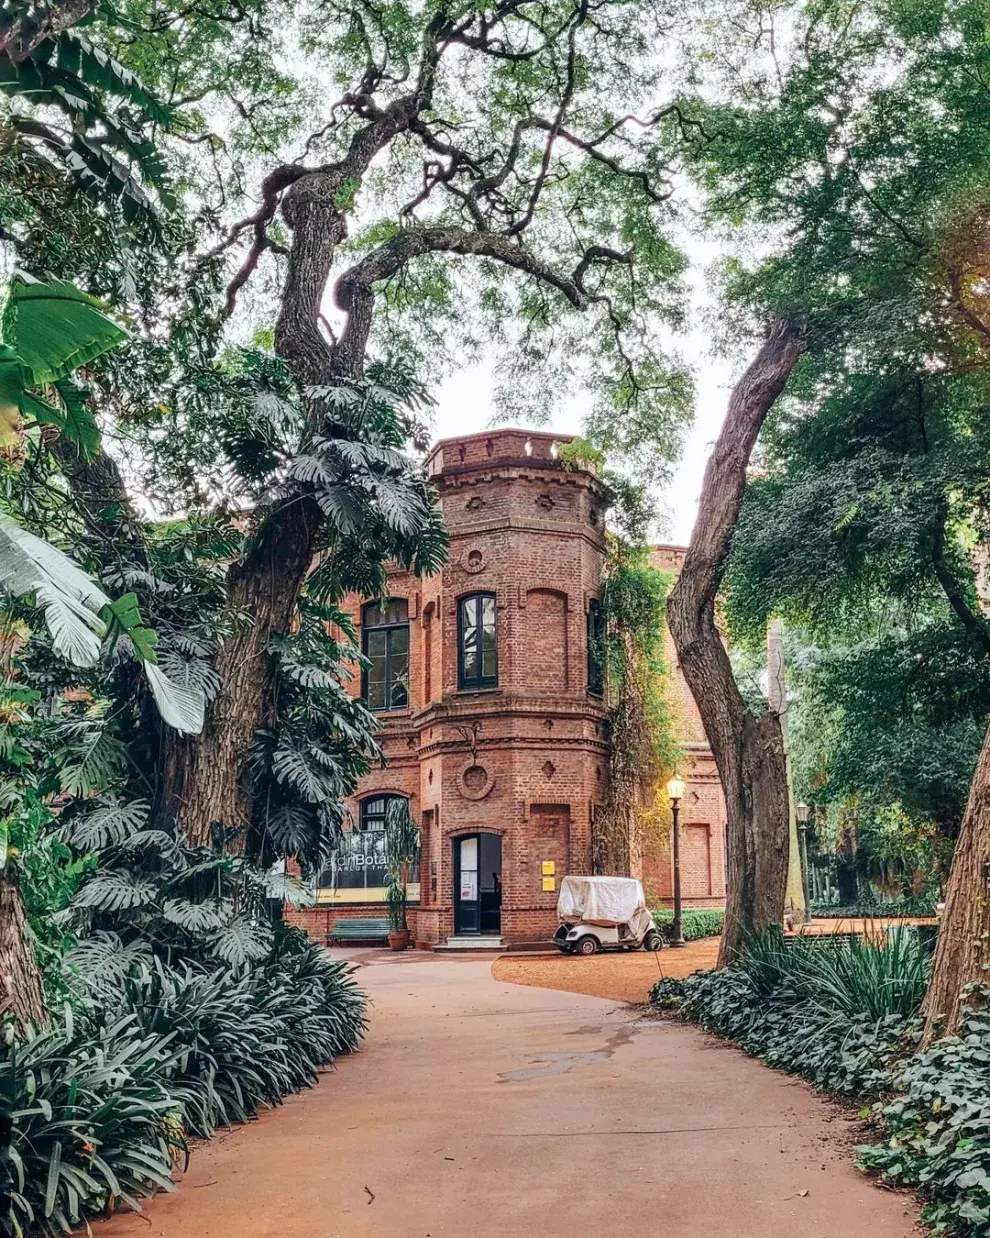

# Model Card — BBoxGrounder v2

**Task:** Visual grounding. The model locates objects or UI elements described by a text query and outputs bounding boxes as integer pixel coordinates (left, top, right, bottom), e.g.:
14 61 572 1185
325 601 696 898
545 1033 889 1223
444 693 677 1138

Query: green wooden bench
327 917 390 946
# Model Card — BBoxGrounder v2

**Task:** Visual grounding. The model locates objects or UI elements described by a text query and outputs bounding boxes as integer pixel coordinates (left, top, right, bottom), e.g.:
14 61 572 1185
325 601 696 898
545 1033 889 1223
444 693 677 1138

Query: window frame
361 599 410 713
359 793 404 832
457 592 498 690
587 597 605 696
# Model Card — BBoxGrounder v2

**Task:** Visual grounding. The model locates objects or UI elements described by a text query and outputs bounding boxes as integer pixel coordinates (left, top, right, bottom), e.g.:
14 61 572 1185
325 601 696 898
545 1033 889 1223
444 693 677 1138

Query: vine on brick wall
594 540 680 875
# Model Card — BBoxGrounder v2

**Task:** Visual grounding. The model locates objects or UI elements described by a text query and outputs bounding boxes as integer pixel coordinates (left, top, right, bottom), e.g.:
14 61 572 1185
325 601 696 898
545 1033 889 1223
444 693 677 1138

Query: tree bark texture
667 319 806 966
177 171 352 844
767 618 806 922
0 869 46 1030
923 722 990 1040
177 497 323 844
0 0 95 64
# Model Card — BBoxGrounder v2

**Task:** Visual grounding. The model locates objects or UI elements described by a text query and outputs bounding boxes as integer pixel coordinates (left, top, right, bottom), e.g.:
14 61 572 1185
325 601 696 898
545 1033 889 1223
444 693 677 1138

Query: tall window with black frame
587 598 605 696
362 599 410 711
458 593 497 689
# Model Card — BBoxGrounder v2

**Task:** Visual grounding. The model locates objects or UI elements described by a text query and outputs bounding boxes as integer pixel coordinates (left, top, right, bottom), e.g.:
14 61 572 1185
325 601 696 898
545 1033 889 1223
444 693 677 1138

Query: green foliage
653 933 990 1237
0 1009 182 1236
0 16 177 227
811 897 939 919
594 541 678 872
384 797 420 933
859 991 990 1236
2 275 127 393
0 928 365 1235
652 908 724 942
689 0 990 863
651 929 929 1089
604 545 678 771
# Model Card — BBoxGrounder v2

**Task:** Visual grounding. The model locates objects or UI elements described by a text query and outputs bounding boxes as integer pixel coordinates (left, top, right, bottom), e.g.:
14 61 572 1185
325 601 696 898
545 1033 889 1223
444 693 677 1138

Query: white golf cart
553 876 664 955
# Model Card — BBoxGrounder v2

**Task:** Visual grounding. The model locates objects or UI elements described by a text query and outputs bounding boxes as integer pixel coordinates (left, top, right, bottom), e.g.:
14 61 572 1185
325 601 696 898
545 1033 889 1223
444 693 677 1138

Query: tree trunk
177 172 351 844
922 723 990 1040
0 869 46 1030
667 319 806 965
177 497 323 843
767 617 806 923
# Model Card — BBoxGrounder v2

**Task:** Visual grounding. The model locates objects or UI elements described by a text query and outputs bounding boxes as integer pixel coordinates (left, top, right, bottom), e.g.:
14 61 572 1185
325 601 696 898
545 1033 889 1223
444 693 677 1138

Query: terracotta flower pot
388 929 411 951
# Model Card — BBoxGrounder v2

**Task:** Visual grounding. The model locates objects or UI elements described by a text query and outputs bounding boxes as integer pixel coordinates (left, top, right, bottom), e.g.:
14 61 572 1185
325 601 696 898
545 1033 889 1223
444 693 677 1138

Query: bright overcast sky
429 241 736 547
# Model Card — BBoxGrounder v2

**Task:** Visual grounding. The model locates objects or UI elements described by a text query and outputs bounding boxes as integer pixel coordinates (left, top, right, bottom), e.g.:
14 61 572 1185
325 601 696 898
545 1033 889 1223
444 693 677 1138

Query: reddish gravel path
492 936 719 1003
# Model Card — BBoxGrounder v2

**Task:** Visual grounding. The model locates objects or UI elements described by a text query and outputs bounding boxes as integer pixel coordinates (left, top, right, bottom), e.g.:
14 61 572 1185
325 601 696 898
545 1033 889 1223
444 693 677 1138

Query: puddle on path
498 1018 663 1083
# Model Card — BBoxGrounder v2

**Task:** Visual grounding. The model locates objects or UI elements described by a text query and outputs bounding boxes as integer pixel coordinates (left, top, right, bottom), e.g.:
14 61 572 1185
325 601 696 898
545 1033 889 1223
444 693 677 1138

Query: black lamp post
666 774 686 947
796 802 812 925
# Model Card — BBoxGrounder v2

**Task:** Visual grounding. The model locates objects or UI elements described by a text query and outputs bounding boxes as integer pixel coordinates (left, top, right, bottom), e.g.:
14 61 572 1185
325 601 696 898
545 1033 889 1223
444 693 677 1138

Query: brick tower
286 430 727 949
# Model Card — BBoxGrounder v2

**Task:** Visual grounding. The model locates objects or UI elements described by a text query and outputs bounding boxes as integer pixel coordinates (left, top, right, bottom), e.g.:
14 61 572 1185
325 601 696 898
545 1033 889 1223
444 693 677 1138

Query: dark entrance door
454 834 501 934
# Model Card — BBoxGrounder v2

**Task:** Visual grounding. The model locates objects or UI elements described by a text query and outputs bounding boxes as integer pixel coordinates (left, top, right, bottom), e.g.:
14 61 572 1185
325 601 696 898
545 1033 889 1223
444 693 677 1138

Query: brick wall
290 433 727 948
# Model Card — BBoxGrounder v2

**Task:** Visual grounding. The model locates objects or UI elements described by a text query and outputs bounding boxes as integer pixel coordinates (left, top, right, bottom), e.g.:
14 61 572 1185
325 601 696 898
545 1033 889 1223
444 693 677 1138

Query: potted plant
385 799 420 950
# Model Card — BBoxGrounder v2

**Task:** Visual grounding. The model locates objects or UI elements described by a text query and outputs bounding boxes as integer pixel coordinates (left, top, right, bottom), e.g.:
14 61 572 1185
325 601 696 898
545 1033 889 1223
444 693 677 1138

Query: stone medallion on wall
457 759 494 800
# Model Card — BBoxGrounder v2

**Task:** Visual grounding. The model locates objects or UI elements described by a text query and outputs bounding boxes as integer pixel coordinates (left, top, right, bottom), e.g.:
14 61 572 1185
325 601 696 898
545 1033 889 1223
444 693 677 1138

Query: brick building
287 429 727 949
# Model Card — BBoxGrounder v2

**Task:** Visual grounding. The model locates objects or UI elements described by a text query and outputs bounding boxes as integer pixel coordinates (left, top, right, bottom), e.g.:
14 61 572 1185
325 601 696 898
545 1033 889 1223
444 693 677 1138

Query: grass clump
1 927 365 1235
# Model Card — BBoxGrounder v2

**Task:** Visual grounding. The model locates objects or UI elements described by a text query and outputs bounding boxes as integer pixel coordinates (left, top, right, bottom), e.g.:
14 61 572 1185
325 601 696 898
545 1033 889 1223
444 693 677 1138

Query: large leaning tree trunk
668 319 806 965
918 500 990 1039
923 726 990 1039
177 169 353 845
0 868 46 1029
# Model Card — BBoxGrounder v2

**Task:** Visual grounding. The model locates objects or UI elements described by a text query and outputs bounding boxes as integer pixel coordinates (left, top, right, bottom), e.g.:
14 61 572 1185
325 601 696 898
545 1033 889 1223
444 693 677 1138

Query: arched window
587 598 605 696
362 599 409 711
360 793 404 832
458 593 497 689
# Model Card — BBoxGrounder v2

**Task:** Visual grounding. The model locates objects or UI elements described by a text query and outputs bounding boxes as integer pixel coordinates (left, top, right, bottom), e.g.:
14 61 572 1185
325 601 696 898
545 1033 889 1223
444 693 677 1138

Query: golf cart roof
557 876 646 926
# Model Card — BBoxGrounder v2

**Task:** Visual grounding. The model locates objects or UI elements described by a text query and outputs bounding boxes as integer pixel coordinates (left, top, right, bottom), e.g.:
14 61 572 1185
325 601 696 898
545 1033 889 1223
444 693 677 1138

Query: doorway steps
433 936 504 951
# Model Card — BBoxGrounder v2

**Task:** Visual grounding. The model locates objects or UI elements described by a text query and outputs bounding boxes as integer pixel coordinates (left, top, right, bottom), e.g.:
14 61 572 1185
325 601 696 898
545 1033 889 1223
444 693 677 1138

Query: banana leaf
1 276 127 388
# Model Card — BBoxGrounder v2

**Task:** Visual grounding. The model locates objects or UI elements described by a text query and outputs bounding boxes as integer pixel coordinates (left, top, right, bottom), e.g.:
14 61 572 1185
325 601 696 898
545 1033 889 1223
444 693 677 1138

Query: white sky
429 251 737 546
430 349 733 546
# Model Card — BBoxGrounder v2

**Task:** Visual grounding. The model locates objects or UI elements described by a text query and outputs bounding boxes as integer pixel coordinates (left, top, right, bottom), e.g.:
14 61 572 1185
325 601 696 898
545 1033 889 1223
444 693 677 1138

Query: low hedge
811 900 938 919
652 935 990 1236
651 908 724 942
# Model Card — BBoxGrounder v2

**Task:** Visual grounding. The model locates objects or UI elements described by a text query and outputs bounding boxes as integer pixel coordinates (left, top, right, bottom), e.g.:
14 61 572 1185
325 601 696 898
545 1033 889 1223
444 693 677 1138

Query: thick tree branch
0 0 94 63
332 227 626 372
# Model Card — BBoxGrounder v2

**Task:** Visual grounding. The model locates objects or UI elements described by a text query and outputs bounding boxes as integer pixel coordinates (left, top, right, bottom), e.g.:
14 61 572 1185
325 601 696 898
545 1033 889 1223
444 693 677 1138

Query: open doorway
454 834 502 934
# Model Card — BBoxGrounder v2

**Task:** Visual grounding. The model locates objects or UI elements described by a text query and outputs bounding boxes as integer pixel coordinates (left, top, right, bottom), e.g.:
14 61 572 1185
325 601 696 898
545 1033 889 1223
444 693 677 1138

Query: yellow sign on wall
542 876 556 892
542 860 556 876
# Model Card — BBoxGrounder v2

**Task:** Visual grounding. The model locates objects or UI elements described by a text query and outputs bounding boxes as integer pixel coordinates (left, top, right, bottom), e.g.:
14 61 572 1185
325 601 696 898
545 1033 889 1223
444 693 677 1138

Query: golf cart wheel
576 935 599 956
644 930 663 952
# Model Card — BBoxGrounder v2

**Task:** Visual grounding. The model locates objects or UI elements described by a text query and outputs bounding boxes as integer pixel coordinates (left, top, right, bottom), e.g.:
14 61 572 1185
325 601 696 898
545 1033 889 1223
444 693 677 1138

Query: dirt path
490 917 937 1003
492 938 719 1002
97 948 917 1238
